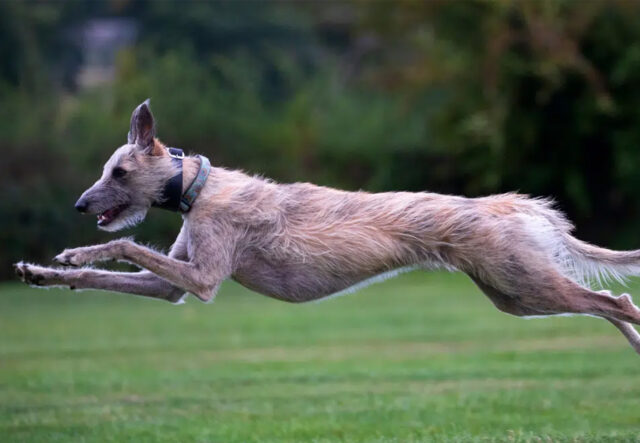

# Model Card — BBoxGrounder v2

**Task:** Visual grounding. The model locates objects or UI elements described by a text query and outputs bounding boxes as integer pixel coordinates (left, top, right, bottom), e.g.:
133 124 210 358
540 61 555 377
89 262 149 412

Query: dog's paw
54 248 91 267
14 262 48 286
53 252 77 267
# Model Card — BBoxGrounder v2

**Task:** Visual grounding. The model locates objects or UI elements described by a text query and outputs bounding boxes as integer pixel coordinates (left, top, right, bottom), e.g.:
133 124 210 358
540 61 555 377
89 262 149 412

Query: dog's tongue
97 207 118 226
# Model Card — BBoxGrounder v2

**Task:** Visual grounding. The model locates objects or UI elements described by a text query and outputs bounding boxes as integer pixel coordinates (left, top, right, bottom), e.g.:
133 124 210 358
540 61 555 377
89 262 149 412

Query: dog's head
74 100 179 231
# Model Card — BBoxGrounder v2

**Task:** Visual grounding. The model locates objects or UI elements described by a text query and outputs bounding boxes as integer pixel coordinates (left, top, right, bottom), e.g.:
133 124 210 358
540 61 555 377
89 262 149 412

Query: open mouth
97 204 129 227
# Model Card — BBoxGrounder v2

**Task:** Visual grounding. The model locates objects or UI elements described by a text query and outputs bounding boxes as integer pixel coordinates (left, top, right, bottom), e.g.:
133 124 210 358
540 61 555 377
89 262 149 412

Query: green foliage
4 1 640 277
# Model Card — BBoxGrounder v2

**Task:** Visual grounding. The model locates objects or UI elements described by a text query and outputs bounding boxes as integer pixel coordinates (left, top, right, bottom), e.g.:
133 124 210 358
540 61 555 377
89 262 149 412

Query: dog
14 99 640 355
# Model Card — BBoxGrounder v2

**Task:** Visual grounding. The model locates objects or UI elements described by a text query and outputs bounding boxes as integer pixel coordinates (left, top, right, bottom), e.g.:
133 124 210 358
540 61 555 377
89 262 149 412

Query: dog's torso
182 168 568 302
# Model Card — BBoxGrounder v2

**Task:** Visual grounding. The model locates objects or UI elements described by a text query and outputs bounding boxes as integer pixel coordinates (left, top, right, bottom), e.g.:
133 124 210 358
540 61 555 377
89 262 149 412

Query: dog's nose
74 198 89 213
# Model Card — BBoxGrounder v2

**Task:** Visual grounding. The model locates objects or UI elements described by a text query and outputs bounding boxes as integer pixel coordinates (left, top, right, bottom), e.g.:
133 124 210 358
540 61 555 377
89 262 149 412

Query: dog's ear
128 99 156 151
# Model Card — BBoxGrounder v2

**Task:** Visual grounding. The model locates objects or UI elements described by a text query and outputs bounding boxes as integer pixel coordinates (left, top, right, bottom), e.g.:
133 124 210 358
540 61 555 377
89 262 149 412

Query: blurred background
3 0 640 278
6 3 640 440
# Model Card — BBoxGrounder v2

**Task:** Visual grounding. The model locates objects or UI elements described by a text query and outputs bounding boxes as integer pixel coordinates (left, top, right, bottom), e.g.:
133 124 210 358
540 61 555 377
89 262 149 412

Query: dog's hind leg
472 263 640 354
606 317 640 354
570 289 640 353
556 284 640 326
469 276 550 316
471 274 640 353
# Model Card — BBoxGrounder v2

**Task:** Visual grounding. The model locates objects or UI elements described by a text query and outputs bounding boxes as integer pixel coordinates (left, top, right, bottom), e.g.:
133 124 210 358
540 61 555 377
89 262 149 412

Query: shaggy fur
14 100 640 355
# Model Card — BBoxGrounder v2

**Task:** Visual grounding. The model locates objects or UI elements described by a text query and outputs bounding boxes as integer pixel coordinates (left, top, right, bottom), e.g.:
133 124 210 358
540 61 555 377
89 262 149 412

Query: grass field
1 271 640 442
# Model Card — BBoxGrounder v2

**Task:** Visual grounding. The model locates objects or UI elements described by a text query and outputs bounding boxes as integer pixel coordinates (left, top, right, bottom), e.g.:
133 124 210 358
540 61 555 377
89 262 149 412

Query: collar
152 147 211 213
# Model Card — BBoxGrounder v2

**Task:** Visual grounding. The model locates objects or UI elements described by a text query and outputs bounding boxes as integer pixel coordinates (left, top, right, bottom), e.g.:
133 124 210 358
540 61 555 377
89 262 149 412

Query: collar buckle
167 147 185 160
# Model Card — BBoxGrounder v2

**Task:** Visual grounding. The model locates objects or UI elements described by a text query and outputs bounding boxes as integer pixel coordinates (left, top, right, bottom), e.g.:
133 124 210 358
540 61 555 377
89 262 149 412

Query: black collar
152 148 211 213
152 147 184 212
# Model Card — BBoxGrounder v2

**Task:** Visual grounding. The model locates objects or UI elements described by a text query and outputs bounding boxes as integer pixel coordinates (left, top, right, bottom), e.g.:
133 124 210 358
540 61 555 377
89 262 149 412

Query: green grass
1 272 640 442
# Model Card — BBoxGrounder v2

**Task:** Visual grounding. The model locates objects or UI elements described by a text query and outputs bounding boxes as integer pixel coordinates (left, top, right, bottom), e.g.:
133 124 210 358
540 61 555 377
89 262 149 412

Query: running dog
15 100 640 354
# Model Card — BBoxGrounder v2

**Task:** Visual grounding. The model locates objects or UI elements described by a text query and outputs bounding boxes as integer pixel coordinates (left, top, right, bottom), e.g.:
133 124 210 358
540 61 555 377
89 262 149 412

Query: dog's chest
231 253 320 301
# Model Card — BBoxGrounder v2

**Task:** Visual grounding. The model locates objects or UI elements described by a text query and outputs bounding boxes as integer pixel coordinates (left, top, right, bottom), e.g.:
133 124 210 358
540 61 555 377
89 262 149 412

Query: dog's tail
563 235 640 286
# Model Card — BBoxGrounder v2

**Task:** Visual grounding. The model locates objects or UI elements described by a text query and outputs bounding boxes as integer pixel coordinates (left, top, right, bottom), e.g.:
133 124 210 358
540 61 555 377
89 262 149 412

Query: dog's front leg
55 239 229 302
17 228 191 302
14 264 185 303
54 243 115 267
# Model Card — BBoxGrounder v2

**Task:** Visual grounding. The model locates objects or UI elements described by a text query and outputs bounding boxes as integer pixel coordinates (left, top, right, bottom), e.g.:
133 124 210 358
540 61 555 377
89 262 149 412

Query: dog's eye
112 167 127 178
